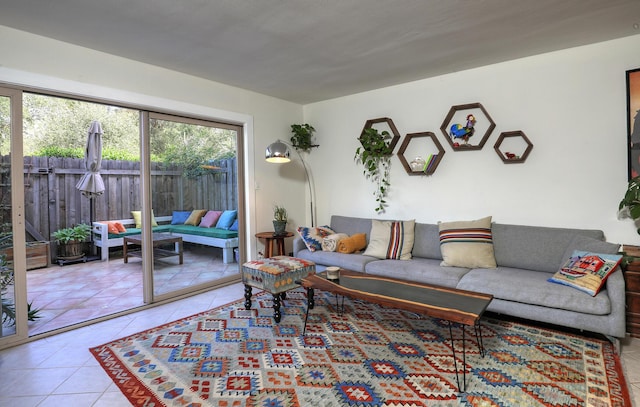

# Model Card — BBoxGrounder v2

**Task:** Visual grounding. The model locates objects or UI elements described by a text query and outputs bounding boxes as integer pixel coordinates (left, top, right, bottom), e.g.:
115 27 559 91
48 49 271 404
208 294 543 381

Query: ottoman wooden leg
273 293 282 323
244 285 253 310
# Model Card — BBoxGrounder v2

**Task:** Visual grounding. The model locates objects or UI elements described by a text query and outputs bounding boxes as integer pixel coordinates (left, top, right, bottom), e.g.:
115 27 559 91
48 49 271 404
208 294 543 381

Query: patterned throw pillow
548 250 622 296
364 219 415 260
439 216 496 268
297 226 336 252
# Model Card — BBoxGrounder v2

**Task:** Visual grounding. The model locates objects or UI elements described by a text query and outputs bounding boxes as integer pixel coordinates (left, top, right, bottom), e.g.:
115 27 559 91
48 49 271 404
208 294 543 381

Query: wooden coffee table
123 233 183 264
298 269 493 392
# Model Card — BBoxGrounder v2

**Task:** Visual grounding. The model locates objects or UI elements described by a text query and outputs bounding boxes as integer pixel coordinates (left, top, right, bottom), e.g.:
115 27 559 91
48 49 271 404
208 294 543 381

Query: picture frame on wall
627 68 640 179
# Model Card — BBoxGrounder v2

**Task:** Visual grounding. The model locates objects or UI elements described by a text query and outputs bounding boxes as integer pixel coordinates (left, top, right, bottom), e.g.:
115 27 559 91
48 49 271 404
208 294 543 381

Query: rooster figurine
450 114 476 146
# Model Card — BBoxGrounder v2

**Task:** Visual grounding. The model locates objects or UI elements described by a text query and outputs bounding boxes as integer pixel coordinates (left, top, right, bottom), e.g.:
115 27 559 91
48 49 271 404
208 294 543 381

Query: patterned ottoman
242 256 316 322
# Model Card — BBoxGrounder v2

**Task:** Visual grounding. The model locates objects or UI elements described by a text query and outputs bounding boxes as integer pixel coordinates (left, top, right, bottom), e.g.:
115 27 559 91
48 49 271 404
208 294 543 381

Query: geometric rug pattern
90 288 631 406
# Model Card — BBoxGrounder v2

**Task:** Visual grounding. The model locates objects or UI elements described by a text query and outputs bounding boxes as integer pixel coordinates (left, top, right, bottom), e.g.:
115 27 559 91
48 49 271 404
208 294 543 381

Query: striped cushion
364 219 415 260
439 216 497 268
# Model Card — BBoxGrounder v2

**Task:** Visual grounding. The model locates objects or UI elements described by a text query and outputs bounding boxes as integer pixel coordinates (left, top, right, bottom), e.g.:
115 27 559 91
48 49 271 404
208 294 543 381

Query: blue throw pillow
171 211 191 225
216 210 237 229
229 219 238 231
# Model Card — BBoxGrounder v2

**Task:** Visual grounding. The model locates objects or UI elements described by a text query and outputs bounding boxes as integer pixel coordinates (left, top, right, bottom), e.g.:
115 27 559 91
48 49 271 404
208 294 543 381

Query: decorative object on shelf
354 118 401 213
627 68 640 179
493 131 533 163
440 103 496 151
290 123 318 153
397 131 446 175
266 140 317 227
618 175 640 232
52 224 91 260
272 205 288 236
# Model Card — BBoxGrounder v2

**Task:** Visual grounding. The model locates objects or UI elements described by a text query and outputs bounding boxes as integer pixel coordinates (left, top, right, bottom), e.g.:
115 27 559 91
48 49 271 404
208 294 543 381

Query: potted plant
273 205 288 236
290 123 319 153
354 127 393 213
52 224 91 260
1 254 41 327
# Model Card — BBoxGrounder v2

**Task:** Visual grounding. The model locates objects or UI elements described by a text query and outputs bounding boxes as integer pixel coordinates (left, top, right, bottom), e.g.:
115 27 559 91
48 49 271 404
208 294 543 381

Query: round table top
255 231 294 239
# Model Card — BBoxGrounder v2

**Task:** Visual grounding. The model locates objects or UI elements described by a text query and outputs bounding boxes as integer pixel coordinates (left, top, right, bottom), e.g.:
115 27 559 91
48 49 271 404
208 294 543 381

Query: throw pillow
185 209 207 226
337 233 367 254
297 225 336 252
171 211 191 225
199 210 223 228
114 222 127 233
216 210 238 229
229 219 239 231
364 219 415 260
101 221 120 234
132 210 159 229
548 250 623 296
438 216 497 268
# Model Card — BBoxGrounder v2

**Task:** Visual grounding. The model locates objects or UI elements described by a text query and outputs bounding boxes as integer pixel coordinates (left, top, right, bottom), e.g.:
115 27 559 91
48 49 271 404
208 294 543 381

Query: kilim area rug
90 288 631 406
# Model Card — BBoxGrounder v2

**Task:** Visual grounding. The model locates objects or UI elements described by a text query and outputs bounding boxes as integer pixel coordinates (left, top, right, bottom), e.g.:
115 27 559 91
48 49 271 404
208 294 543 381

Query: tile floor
0 281 639 406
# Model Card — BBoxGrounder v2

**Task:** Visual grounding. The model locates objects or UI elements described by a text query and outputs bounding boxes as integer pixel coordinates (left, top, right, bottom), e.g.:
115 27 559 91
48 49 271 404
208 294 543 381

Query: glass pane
0 95 17 337
148 116 239 296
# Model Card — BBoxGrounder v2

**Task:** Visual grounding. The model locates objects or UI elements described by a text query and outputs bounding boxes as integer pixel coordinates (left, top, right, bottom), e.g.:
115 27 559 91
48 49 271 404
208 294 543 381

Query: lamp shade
266 140 291 163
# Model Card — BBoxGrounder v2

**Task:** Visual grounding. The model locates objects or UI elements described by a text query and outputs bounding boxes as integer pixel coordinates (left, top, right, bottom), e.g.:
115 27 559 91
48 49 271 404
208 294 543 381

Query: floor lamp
265 140 317 227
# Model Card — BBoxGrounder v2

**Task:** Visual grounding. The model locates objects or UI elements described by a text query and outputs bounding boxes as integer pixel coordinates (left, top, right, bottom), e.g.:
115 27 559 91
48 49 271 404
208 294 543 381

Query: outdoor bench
92 215 239 263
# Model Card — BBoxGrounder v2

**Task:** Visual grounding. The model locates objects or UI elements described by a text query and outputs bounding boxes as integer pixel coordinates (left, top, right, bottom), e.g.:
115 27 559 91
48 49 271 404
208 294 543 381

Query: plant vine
354 127 393 213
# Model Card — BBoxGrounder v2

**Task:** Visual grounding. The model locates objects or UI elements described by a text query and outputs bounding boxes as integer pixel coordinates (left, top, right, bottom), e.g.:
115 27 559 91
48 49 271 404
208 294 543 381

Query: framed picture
627 68 640 179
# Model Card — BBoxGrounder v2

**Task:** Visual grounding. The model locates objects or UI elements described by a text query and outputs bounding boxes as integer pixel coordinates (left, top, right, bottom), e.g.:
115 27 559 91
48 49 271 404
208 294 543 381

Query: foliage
619 176 640 234
354 128 393 213
290 124 318 153
273 205 288 221
1 254 42 326
52 224 91 244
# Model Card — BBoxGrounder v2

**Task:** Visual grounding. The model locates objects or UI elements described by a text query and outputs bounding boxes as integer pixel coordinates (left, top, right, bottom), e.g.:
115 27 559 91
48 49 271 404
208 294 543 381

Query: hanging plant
354 127 393 213
290 124 319 153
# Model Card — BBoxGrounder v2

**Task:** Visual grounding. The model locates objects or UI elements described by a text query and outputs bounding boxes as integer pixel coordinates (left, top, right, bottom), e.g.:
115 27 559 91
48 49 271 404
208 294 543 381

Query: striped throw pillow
364 219 415 260
438 216 496 268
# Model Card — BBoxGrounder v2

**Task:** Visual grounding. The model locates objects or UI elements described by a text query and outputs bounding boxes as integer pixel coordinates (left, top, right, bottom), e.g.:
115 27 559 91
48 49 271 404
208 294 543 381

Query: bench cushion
108 225 237 239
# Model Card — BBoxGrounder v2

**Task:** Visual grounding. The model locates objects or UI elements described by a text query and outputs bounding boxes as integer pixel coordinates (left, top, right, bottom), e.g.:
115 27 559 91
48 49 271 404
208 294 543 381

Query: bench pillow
199 210 223 228
185 209 207 226
132 210 159 228
216 210 237 229
171 211 192 225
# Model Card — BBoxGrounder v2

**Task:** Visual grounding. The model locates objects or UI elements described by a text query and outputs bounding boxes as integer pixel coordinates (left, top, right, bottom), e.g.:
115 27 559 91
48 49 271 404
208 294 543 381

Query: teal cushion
216 210 237 229
169 224 238 238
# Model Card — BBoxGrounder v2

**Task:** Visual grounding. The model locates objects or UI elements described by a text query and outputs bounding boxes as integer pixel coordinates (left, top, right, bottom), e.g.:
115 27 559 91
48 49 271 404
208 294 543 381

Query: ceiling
1 0 639 104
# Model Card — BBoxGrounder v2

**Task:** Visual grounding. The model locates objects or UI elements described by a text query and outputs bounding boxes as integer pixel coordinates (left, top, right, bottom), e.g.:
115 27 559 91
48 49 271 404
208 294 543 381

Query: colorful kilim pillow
297 225 335 252
548 250 622 296
438 216 496 268
364 219 415 260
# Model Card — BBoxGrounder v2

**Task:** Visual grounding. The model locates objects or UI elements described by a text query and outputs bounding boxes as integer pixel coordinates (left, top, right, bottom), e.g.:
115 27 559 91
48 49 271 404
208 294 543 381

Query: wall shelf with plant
354 118 400 213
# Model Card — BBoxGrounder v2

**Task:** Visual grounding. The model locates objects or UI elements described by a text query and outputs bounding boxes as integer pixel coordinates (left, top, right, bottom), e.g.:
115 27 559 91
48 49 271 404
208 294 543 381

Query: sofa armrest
293 237 307 257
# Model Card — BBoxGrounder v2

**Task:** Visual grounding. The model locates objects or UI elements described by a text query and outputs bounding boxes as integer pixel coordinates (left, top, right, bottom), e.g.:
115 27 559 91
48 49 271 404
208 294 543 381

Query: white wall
0 25 307 258
304 34 640 246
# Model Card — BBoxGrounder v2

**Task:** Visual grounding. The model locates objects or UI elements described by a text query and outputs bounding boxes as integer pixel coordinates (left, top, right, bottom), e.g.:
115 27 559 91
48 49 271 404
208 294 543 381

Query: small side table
255 231 294 258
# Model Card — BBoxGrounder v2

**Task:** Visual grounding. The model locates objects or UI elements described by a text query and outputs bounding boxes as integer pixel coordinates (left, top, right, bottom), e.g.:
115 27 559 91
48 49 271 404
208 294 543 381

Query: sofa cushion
364 219 415 260
492 223 605 273
365 258 469 288
171 211 191 225
411 222 442 260
294 248 376 273
297 225 335 252
548 250 622 296
457 267 612 315
439 216 496 268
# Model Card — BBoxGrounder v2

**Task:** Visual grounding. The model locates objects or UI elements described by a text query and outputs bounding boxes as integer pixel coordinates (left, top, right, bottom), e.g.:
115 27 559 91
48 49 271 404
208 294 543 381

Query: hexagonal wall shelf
493 131 533 163
359 117 401 155
440 103 496 151
397 132 446 175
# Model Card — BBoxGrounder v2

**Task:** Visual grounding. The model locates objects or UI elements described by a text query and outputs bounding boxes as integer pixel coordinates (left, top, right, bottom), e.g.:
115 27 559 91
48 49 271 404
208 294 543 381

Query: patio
21 243 240 336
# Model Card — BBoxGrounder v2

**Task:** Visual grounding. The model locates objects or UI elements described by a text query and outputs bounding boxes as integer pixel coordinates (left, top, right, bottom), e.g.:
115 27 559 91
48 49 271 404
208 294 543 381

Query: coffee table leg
302 287 314 335
273 293 282 323
244 285 252 310
448 322 468 393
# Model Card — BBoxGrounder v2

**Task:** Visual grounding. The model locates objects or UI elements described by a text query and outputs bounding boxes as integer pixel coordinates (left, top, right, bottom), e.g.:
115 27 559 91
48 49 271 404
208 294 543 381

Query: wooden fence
0 155 237 242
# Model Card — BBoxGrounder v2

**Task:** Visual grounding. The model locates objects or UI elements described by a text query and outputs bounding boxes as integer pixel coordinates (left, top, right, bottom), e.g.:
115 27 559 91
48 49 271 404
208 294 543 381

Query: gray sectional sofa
293 215 625 347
